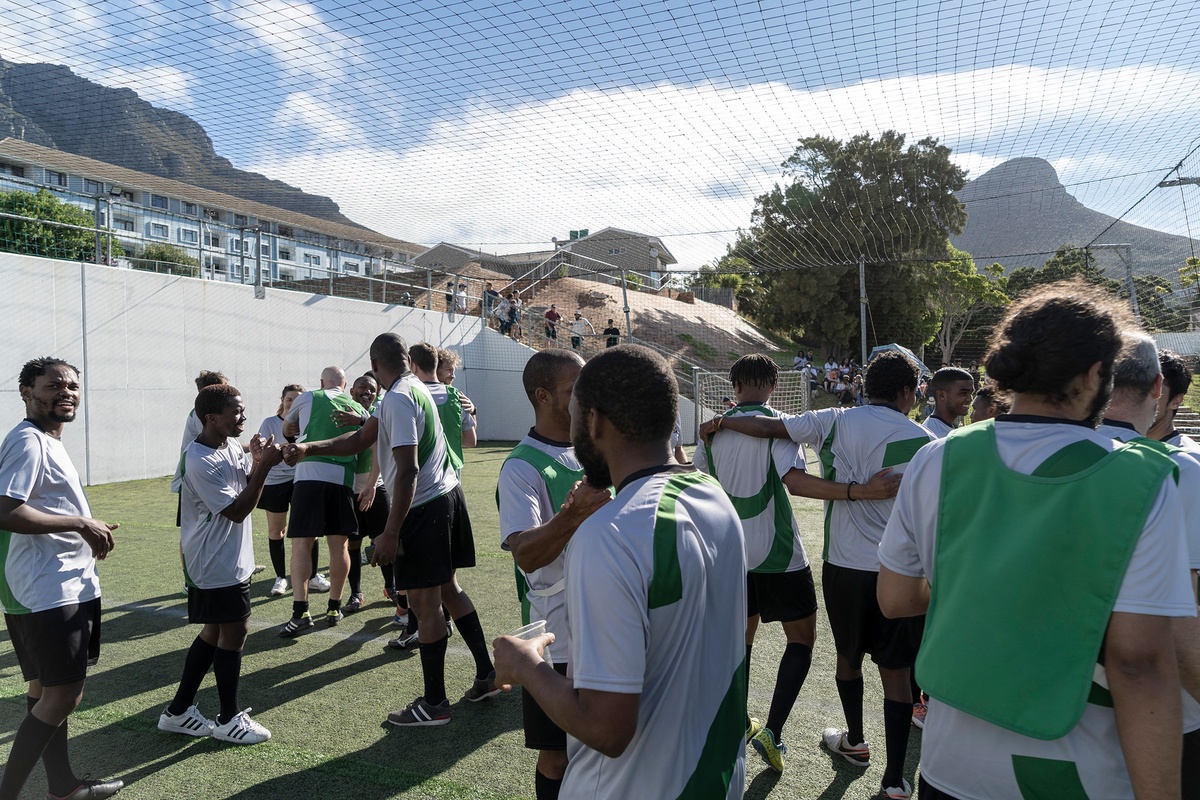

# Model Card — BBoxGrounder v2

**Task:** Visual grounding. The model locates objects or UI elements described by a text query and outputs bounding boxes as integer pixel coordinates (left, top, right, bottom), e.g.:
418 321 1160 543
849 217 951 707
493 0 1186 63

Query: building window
279 248 292 261
259 244 270 256
45 170 67 187
303 254 322 267
234 214 248 227
183 202 197 215
151 194 169 210
278 225 294 237
344 261 359 273
115 218 135 232
229 239 244 253
149 223 169 239
207 233 221 247
607 247 626 255
0 162 25 178
180 229 198 244
204 208 220 221
84 179 103 195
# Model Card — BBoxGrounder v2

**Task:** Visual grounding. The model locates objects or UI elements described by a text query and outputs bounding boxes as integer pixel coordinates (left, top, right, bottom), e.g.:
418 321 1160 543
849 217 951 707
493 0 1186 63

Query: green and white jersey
880 419 1195 799
286 388 364 487
781 404 932 571
257 415 296 486
180 437 256 589
563 466 746 800
922 415 955 439
498 431 582 663
170 409 204 493
352 402 384 494
0 420 99 614
693 403 809 573
374 375 458 508
1165 429 1200 455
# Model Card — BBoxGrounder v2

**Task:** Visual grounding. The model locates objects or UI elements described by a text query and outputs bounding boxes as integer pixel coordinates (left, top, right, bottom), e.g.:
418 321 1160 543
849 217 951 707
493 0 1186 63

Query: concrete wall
0 253 535 485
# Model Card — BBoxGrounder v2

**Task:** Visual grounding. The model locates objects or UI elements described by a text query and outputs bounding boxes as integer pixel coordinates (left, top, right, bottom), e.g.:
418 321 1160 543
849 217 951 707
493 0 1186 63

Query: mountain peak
960 157 1065 203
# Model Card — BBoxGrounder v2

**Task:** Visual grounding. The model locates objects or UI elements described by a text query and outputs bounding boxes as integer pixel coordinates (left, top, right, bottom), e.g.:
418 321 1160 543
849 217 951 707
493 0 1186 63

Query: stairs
1173 406 1200 436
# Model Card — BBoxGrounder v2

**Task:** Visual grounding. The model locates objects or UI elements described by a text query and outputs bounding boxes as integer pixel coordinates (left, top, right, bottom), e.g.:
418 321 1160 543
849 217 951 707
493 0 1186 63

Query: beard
1084 377 1113 429
573 422 612 489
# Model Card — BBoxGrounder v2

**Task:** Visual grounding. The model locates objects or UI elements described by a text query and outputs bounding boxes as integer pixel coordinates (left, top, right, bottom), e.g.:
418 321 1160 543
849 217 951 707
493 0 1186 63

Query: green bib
498 443 585 625
437 385 466 471
302 390 366 488
919 420 1177 739
353 401 379 476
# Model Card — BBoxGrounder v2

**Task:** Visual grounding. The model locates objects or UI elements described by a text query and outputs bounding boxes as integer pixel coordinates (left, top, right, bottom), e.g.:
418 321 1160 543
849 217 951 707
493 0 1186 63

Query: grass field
1 443 923 799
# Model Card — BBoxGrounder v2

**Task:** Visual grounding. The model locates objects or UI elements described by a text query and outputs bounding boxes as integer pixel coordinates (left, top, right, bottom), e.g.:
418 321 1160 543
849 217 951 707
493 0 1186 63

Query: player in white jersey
0 358 122 800
1096 332 1200 790
256 384 308 597
499 349 610 800
494 345 747 800
159 384 281 746
283 333 497 727
879 284 1193 800
922 367 974 438
701 350 932 799
694 354 901 774
967 381 1009 424
1149 349 1200 454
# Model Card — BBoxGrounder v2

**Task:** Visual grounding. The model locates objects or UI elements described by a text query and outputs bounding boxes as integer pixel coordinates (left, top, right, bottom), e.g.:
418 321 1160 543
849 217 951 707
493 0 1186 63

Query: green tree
1003 245 1118 298
131 242 200 278
1179 256 1200 328
686 253 765 313
748 130 967 352
0 189 122 263
930 247 1008 365
1124 274 1186 332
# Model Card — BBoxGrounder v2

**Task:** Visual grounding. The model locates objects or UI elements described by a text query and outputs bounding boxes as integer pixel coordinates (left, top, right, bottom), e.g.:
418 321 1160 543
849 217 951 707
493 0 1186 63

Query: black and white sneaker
279 613 314 638
212 708 271 744
157 705 213 737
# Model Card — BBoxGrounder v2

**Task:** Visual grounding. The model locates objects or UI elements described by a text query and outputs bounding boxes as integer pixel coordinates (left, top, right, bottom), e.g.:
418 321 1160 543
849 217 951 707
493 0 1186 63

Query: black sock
292 600 309 619
348 549 362 595
765 642 813 739
310 540 320 576
397 591 409 612
382 565 395 593
213 648 243 725
0 712 58 800
452 610 494 680
269 538 286 578
534 770 563 800
420 635 448 705
882 699 913 788
406 606 419 635
168 636 217 716
26 696 79 797
835 676 865 745
328 598 342 612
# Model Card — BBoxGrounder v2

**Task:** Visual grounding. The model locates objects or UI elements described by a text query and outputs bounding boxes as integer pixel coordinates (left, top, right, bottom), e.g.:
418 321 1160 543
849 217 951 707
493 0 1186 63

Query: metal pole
426 269 432 311
368 257 375 303
620 270 632 341
254 229 264 299
93 197 102 264
692 364 701 446
238 227 247 284
1124 245 1140 321
105 197 113 265
858 254 868 366
198 220 206 280
80 263 92 485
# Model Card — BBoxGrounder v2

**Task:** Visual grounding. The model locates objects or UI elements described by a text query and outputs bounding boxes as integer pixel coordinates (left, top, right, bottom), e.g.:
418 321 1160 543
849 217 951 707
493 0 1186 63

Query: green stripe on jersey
819 424 837 562
673 656 747 800
411 385 442 468
881 436 930 469
1011 755 1090 800
1030 440 1108 478
0 531 31 614
649 472 718 609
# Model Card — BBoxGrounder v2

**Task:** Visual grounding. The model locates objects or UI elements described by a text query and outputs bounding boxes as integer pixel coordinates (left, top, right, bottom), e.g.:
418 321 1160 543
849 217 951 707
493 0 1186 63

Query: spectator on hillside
823 369 839 395
968 360 981 389
544 305 561 341
824 355 838 378
483 282 499 326
603 319 621 348
455 284 469 316
495 294 512 335
793 351 808 371
510 294 524 339
570 312 595 352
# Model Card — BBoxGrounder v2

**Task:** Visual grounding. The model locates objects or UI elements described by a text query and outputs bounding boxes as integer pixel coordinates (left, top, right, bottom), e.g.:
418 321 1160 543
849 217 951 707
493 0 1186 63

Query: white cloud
94 64 195 110
214 0 362 80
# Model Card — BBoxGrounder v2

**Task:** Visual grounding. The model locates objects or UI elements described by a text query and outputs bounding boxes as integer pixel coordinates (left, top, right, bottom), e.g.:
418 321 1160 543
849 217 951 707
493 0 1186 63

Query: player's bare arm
506 481 611 573
0 495 118 559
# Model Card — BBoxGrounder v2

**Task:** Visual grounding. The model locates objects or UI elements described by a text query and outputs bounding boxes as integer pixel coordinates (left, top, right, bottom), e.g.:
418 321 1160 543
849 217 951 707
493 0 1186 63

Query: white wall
0 253 534 484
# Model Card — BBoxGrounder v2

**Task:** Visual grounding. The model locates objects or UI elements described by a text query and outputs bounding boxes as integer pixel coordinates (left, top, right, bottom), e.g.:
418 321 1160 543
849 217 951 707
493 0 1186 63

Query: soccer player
1149 349 1200 454
700 350 931 799
568 311 594 351
344 373 387 614
159 384 280 745
602 319 620 348
280 366 365 634
257 384 305 597
499 349 611 800
693 354 901 773
878 284 1193 800
427 346 477 472
493 344 747 800
0 358 122 800
967 381 1010 424
171 370 228 516
922 366 975 438
283 333 497 725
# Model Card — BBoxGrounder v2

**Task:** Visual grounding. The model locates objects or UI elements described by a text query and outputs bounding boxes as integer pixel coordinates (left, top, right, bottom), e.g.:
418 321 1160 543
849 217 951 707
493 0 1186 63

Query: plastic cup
509 619 554 665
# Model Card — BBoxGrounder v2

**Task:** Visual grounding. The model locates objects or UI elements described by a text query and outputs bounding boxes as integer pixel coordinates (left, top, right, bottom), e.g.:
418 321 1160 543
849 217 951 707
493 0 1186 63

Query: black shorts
257 480 294 513
393 485 475 590
523 661 569 750
6 598 102 686
188 581 252 624
748 566 818 623
175 492 182 528
1185 727 1200 795
352 485 390 541
918 777 963 800
287 480 358 538
571 335 582 348
821 562 921 669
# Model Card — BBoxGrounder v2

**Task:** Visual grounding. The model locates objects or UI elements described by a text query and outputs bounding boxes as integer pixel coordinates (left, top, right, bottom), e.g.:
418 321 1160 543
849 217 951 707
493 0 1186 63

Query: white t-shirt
374 375 458 508
257 415 296 485
693 405 809 573
0 420 100 614
780 404 932 571
170 409 204 493
180 437 256 589
287 389 355 486
879 420 1196 799
498 433 581 663
570 317 591 336
1165 430 1200 455
563 467 746 800
922 415 955 439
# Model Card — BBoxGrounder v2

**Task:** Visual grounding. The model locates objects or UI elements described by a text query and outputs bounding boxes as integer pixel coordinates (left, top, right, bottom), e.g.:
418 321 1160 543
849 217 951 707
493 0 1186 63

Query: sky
3 0 1200 269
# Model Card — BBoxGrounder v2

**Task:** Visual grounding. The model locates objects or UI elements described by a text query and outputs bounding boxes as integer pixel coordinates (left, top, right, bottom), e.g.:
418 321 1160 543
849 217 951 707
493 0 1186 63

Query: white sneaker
269 577 289 596
212 708 271 744
882 778 912 799
158 705 213 737
308 573 331 592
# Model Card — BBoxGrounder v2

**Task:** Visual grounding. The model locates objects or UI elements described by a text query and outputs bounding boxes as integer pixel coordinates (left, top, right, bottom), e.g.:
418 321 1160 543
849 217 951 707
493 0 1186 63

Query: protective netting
694 369 813 440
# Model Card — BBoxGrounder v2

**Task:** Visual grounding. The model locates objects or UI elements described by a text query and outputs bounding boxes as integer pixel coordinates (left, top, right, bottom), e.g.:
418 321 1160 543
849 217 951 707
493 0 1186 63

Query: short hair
573 345 677 443
409 342 439 373
522 349 584 405
19 357 79 388
1111 332 1160 396
370 332 409 370
929 367 973 396
975 381 1011 414
436 348 460 368
276 384 304 415
1159 349 1193 401
984 281 1128 403
864 351 920 402
729 354 779 391
195 384 239 420
195 370 227 391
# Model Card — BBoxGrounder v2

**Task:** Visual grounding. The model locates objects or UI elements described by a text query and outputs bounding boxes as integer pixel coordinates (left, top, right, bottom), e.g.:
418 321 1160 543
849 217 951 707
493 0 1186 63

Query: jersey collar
996 413 1093 428
616 463 696 494
527 427 572 448
1100 418 1139 433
